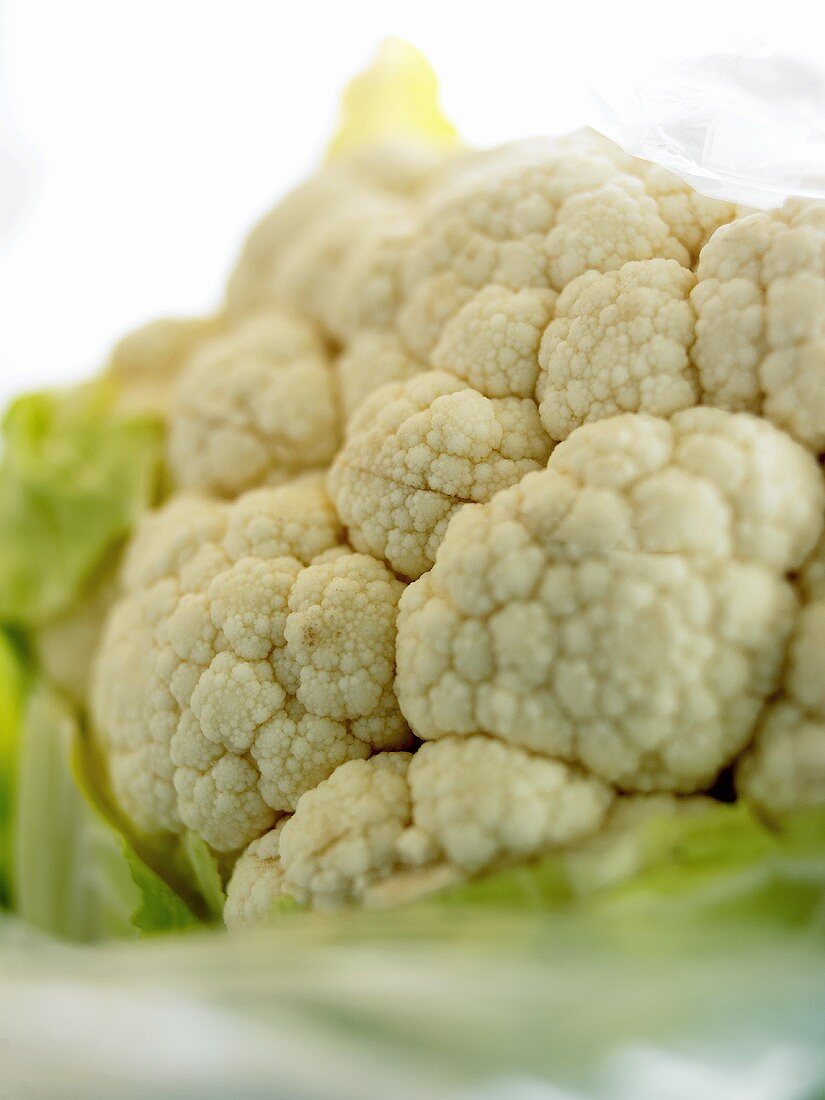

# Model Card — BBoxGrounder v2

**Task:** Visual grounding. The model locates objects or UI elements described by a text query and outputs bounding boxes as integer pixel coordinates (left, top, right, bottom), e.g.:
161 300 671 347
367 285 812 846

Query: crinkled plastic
588 45 825 208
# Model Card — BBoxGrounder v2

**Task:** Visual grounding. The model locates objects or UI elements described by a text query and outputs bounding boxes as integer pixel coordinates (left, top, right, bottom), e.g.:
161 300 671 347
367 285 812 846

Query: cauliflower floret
537 259 698 440
167 313 340 497
107 315 221 417
631 163 740 261
273 191 413 338
329 370 552 578
326 222 416 342
404 735 613 873
91 477 412 852
738 701 825 818
557 130 739 259
92 580 184 834
225 150 433 336
337 332 421 421
432 285 556 399
277 753 415 906
121 495 229 593
223 820 288 929
544 179 688 290
398 142 688 365
226 735 612 918
283 552 407 746
737 543 825 817
226 171 353 319
396 408 824 793
692 200 825 452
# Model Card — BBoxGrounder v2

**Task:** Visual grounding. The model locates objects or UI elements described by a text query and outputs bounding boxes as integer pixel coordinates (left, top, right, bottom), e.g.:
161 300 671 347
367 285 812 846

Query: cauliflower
69 83 825 931
223 133 455 427
91 478 412 851
559 128 740 260
403 734 613 873
167 312 341 497
432 285 557 399
225 736 612 923
395 408 824 793
326 220 417 344
329 370 552 578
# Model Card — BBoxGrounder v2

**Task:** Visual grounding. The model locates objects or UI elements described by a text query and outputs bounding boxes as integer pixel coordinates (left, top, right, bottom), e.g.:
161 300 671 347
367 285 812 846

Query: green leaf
434 850 572 910
427 800 825 936
0 629 26 907
123 845 200 935
180 830 225 923
0 382 163 627
12 684 199 941
269 893 304 918
595 801 825 931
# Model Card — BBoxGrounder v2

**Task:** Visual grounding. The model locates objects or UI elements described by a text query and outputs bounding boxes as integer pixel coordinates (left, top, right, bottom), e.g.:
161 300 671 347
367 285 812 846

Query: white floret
405 735 613 872
277 754 415 906
537 259 697 440
91 478 412 851
432 285 556 398
395 408 824 793
691 200 825 452
168 313 340 497
737 582 825 815
328 370 552 578
107 315 220 417
224 822 288 929
397 140 688 364
227 736 613 916
337 332 421 421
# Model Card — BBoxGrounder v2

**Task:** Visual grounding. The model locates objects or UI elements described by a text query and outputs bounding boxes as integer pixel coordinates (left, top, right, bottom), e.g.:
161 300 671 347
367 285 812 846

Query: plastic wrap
588 44 825 207
3 912 825 1099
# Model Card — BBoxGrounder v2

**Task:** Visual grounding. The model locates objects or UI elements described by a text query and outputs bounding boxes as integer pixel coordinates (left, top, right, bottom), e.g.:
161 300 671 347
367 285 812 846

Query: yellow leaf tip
326 37 459 161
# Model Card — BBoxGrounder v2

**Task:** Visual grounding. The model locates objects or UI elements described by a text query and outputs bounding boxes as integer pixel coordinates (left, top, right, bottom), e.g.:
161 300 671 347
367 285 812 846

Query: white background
0 0 822 405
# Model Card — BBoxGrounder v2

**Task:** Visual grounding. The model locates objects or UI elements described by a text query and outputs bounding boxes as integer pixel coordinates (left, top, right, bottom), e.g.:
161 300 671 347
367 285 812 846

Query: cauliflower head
84 114 825 928
337 333 421 421
91 477 412 852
